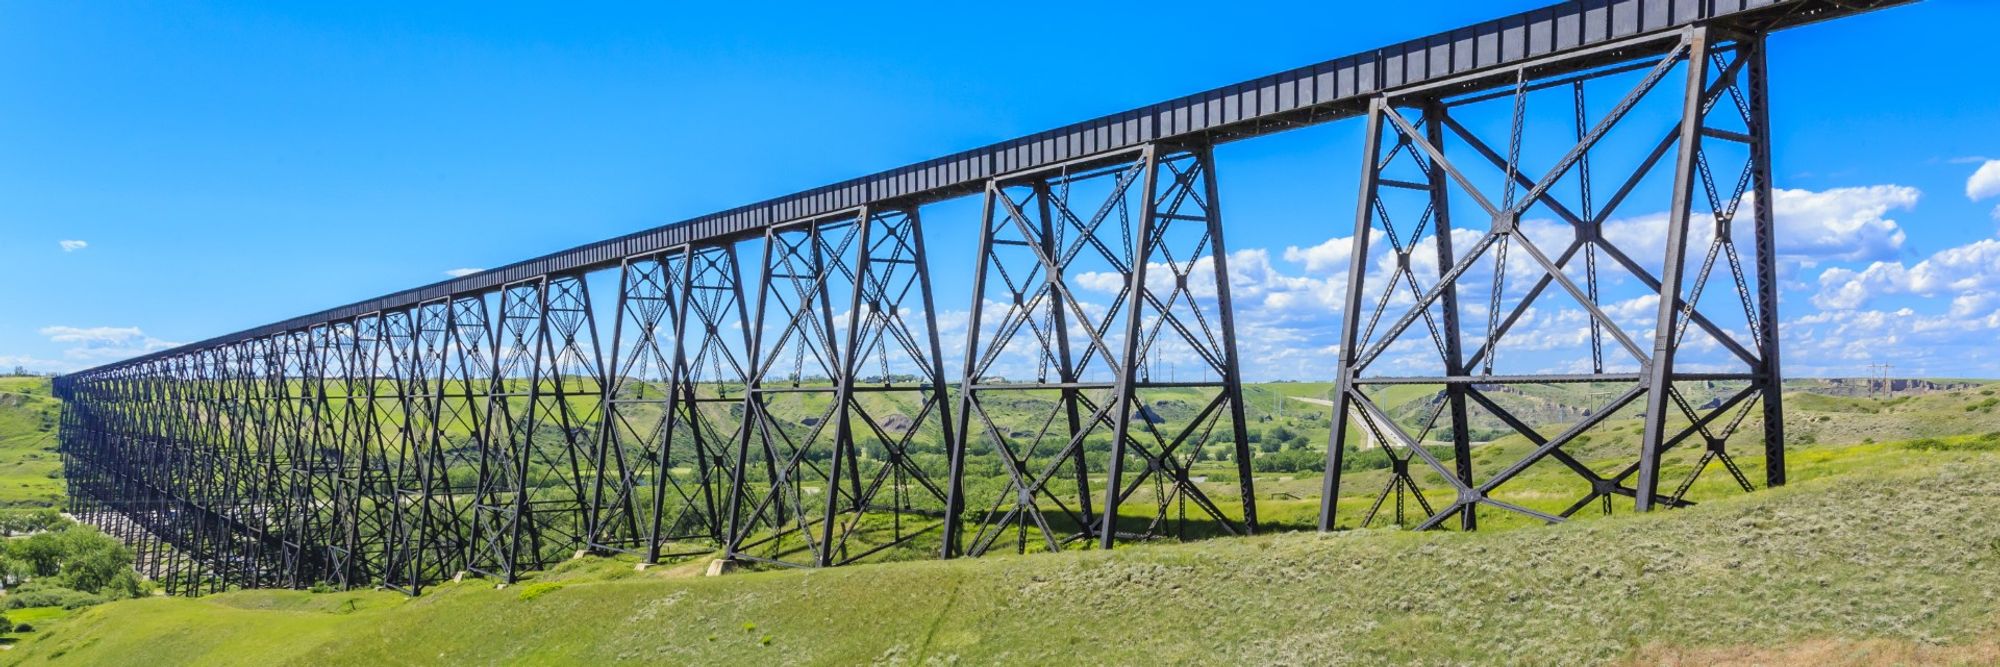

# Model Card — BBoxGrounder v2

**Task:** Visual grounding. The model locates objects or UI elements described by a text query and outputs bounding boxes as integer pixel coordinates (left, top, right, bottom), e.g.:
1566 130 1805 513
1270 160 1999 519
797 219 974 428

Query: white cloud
1071 271 1127 295
1767 185 1915 263
1282 237 1353 273
0 355 71 374
444 268 482 278
37 325 181 363
40 326 143 343
1967 160 2000 201
1812 238 2000 312
1522 185 1915 283
1784 305 2000 377
58 240 87 252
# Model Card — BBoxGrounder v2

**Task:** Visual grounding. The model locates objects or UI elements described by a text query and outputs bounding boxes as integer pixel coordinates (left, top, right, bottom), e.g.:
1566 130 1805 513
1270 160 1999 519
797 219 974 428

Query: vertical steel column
1196 143 1258 533
723 240 770 561
438 294 493 580
589 259 639 559
1636 28 1713 512
559 276 609 554
905 209 959 555
659 250 698 557
389 299 455 593
1031 178 1097 540
942 190 999 559
1745 33 1786 489
1424 102 1477 531
471 280 544 582
668 243 754 557
1320 98 1386 532
821 208 874 566
1098 146 1162 548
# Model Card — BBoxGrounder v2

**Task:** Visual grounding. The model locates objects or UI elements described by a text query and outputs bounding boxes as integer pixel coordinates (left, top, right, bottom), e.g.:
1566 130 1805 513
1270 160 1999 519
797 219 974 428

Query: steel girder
948 144 1255 557
1319 26 1785 532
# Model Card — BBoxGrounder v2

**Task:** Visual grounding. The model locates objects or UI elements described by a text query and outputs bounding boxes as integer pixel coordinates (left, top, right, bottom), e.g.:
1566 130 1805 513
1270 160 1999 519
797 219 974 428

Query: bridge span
54 0 1912 594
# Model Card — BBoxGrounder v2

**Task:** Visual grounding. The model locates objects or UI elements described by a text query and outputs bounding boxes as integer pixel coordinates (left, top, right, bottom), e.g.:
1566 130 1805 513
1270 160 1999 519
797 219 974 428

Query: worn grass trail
11 442 1999 665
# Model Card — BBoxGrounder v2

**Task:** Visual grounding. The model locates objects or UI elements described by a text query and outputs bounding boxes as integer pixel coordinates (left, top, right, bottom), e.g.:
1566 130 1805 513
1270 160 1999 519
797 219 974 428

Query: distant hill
0 376 63 509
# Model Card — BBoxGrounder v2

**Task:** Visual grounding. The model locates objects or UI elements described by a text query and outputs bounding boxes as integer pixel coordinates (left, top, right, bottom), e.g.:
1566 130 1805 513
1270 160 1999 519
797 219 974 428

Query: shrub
0 522 141 610
0 509 65 536
1250 448 1323 474
516 581 565 601
51 526 139 595
3 583 105 610
1902 436 2000 453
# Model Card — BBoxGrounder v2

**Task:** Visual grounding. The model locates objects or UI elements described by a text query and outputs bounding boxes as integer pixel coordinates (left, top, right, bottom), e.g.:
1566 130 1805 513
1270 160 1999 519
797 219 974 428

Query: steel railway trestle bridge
53 0 1911 595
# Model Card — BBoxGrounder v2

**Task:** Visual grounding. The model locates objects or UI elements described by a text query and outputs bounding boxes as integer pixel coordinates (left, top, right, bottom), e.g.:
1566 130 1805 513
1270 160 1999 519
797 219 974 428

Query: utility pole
1864 363 1894 397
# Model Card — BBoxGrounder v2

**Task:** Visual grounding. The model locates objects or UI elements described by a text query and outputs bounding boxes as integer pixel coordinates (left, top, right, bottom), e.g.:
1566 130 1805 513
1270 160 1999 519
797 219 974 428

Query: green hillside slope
0 377 62 509
9 438 1999 665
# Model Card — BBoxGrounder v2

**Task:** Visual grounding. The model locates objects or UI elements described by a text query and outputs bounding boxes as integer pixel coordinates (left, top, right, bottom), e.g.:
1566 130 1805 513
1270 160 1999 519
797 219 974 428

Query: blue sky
3 0 1998 379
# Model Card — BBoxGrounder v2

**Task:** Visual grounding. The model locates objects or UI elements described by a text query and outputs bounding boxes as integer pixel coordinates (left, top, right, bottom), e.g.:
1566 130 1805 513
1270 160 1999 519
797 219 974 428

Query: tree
0 523 138 597
54 525 136 596
0 509 65 536
5 532 63 578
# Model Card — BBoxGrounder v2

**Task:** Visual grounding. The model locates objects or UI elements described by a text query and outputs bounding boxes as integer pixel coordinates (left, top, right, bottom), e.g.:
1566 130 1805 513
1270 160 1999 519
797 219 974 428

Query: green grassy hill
8 377 2000 664
7 438 1998 665
0 377 63 509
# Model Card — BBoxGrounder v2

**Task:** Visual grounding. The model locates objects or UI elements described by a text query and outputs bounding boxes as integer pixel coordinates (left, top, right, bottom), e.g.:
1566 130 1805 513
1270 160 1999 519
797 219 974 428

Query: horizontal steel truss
947 144 1255 556
1320 26 1785 532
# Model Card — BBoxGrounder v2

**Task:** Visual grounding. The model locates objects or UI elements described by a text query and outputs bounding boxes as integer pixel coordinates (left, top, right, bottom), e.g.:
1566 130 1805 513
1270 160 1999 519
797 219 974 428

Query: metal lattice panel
1320 26 1784 531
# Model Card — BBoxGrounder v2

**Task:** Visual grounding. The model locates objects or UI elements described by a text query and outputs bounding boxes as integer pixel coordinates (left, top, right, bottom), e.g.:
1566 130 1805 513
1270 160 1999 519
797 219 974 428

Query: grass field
0 377 63 509
10 377 2000 664
5 436 1997 665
